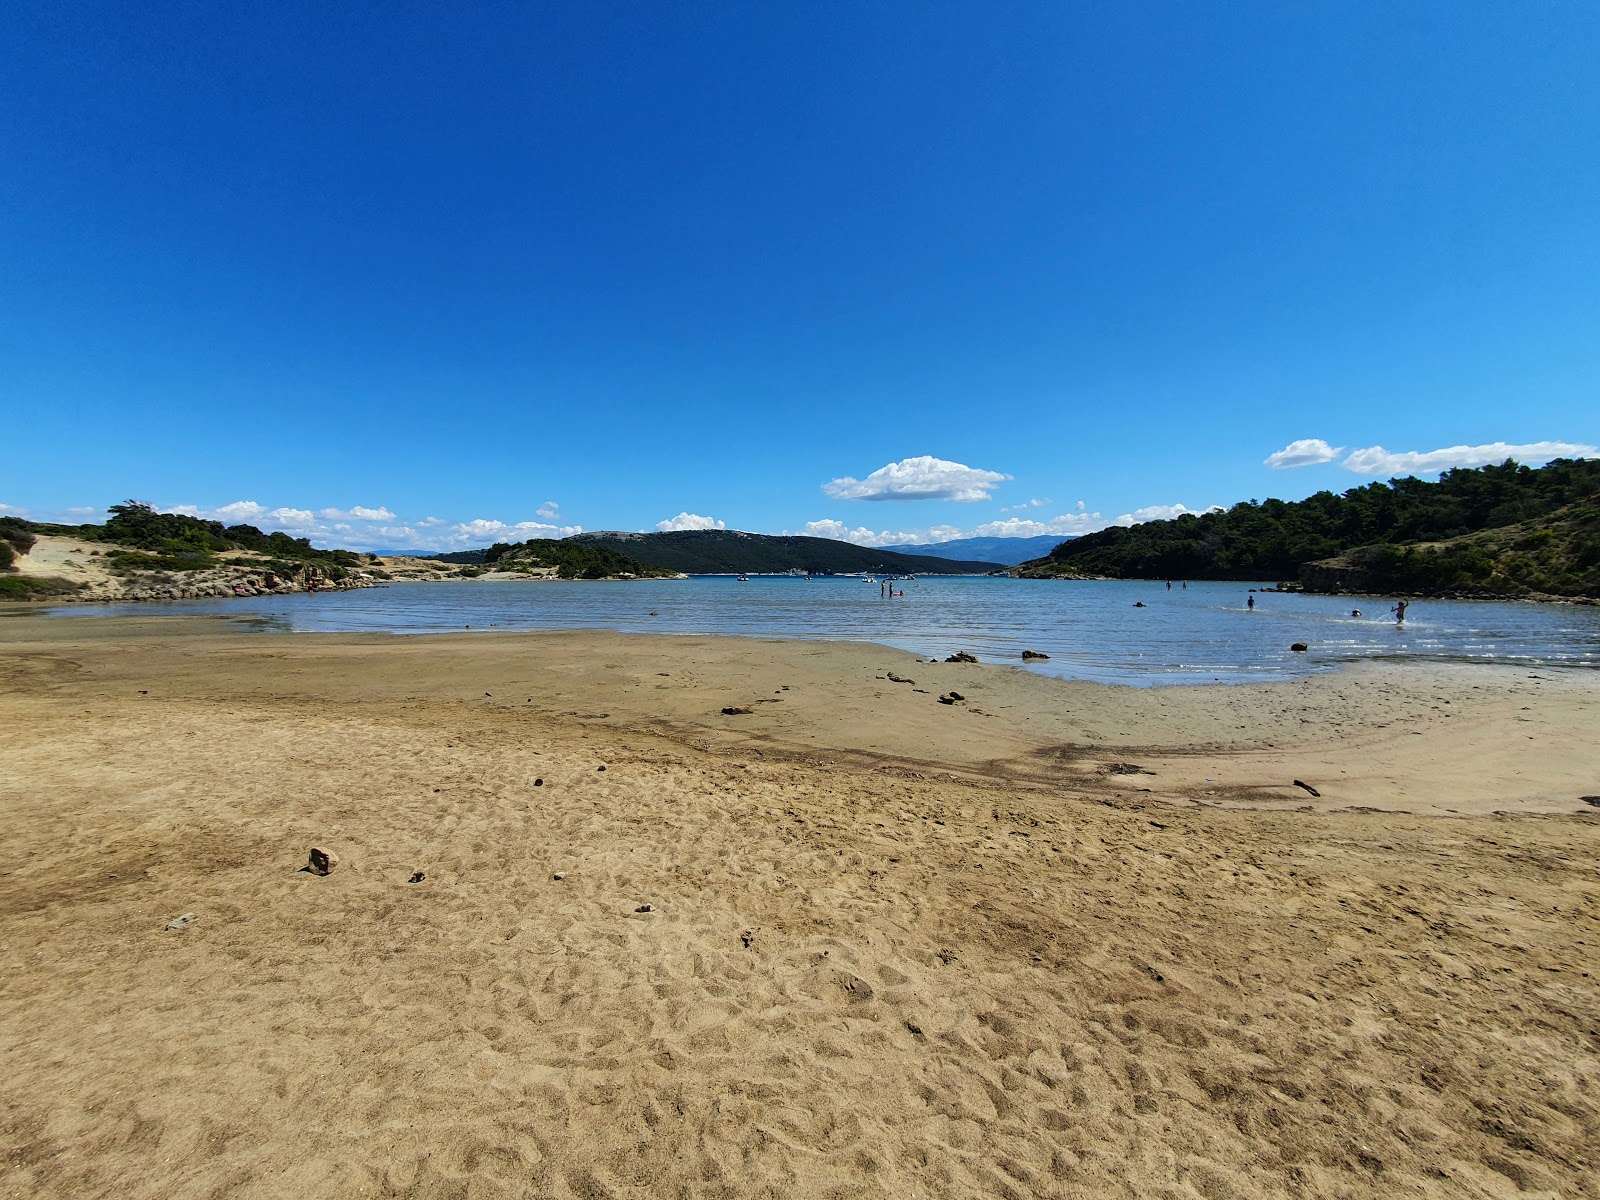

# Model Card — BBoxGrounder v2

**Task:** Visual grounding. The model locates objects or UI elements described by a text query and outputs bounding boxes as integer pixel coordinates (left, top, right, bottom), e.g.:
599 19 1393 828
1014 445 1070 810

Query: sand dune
1 615 1596 1197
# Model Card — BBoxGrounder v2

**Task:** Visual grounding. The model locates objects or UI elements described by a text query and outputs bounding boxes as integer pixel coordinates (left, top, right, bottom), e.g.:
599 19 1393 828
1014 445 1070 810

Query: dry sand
1 614 1596 1198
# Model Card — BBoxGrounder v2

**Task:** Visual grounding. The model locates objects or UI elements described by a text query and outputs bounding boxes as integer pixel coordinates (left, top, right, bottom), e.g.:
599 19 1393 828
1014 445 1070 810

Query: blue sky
4 2 1596 552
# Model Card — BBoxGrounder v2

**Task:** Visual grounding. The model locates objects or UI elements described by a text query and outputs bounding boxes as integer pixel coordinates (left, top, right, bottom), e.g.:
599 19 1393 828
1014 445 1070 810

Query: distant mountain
895 534 1075 565
568 530 1000 574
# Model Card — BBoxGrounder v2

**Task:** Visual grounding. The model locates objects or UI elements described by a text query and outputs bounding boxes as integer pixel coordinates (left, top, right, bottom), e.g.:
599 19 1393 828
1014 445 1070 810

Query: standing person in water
1394 599 1408 623
1247 594 1255 611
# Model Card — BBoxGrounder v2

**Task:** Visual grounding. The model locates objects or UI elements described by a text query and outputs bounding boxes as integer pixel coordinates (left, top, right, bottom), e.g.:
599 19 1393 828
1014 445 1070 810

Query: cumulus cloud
169 500 398 526
167 499 265 522
656 512 726 532
536 501 561 520
364 518 584 552
795 497 1238 545
1340 440 1597 475
153 499 582 553
798 519 935 547
1265 439 1344 469
972 514 1108 538
822 456 1011 502
1111 503 1223 526
1000 498 1051 512
317 505 396 522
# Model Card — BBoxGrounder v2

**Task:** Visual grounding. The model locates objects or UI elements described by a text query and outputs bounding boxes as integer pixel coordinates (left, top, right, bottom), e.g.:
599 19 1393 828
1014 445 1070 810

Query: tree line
1029 458 1600 592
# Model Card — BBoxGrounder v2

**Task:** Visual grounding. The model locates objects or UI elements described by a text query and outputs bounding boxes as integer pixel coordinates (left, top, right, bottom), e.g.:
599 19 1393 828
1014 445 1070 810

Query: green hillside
568 530 1000 575
1 501 369 579
481 539 676 579
1016 458 1600 597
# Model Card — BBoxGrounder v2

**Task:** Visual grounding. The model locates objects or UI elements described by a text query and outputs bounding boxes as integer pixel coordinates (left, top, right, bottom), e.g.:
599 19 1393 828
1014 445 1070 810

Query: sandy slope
1 615 1596 1199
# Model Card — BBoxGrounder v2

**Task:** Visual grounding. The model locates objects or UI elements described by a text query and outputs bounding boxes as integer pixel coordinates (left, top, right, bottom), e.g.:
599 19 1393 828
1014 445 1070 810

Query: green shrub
105 550 217 574
0 575 82 599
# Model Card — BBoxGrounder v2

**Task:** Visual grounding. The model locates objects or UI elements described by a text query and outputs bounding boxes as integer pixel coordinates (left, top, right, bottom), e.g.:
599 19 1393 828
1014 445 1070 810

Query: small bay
46 575 1600 686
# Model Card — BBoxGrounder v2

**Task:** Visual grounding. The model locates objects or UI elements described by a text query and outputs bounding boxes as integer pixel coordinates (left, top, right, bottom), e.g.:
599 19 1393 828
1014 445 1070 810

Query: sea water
43 576 1600 686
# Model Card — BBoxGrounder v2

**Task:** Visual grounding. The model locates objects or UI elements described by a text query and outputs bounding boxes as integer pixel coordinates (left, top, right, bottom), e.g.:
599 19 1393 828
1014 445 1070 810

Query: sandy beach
2 613 1597 1198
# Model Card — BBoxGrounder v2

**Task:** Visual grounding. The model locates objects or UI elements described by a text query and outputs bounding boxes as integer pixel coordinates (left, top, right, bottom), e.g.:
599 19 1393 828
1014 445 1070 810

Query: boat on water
737 574 749 582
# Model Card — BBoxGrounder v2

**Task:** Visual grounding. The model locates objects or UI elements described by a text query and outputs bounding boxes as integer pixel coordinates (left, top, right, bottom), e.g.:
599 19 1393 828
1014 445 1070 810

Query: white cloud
1000 497 1051 512
656 512 726 532
65 506 97 516
266 507 317 529
796 496 1237 545
1111 503 1223 526
798 519 933 546
170 500 397 526
1265 438 1344 469
317 505 397 522
368 518 583 552
0 502 23 514
153 499 582 553
822 456 1011 502
973 514 1108 538
168 499 268 523
1340 440 1597 475
452 518 581 542
536 500 560 520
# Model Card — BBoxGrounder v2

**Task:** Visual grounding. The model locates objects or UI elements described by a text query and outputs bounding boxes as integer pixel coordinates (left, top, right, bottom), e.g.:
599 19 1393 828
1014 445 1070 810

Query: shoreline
4 613 1596 816
3 614 1597 1197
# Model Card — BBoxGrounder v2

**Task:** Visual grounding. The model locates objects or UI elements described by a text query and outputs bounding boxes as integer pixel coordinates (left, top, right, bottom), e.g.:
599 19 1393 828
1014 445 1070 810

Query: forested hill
1015 458 1600 597
567 530 1001 575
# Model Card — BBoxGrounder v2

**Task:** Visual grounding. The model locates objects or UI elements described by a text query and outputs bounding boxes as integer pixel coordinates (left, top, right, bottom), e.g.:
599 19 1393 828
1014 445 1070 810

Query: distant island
1015 458 1599 599
442 529 1003 576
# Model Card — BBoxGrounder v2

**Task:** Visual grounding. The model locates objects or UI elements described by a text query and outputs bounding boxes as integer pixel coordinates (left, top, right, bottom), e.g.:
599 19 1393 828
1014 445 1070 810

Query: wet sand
2 614 1597 1197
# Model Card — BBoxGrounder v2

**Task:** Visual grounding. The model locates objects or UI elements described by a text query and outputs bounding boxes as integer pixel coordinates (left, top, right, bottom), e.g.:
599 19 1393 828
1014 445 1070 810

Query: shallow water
44 575 1600 686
